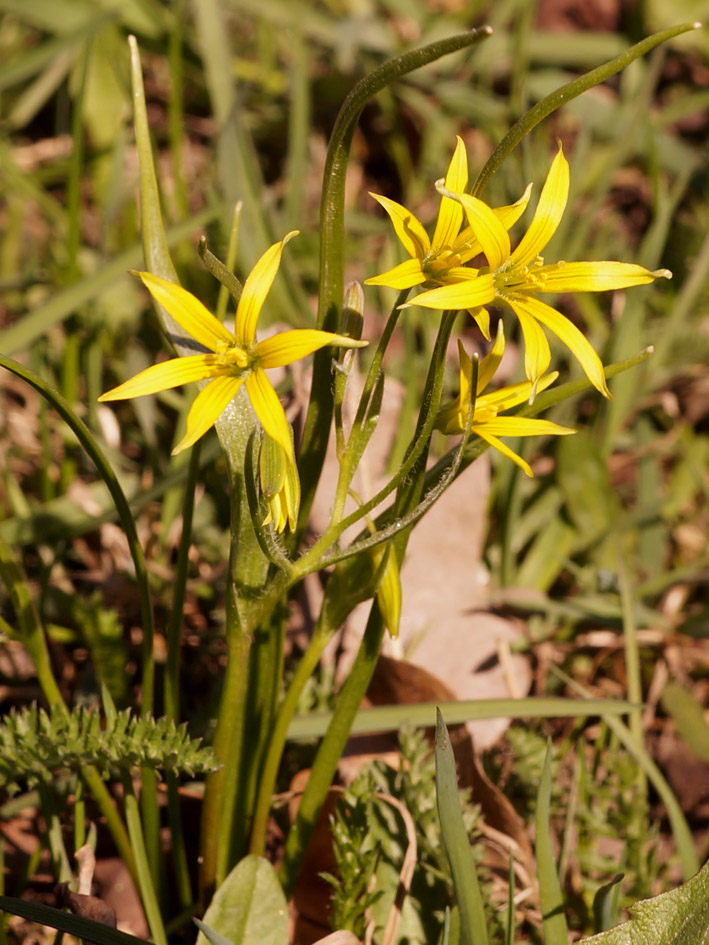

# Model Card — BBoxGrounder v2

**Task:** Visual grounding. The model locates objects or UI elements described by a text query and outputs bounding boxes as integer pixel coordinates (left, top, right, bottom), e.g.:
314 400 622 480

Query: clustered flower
101 138 671 528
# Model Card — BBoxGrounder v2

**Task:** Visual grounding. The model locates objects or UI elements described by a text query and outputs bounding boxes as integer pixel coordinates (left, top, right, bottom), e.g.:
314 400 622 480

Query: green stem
198 405 276 900
536 742 568 945
164 441 201 723
121 774 168 945
292 311 456 579
278 603 387 898
249 617 335 857
37 781 73 884
297 27 492 535
471 22 699 197
166 774 193 910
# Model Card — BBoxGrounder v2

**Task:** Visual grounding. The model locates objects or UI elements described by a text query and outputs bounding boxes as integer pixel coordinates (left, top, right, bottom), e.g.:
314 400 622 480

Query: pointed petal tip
653 268 672 279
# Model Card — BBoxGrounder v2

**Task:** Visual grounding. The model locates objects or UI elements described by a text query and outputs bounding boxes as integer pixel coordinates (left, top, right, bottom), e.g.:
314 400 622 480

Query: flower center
495 255 548 293
423 246 464 279
215 339 250 371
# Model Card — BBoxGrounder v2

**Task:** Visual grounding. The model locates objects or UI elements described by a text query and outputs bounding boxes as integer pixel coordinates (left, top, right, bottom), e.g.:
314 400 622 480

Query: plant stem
121 774 168 945
248 617 335 857
278 603 387 898
297 28 493 533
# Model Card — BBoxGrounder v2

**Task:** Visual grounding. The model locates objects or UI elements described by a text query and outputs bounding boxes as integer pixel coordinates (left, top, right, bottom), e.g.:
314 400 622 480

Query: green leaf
0 896 146 945
435 709 488 945
535 741 567 945
197 856 288 945
579 860 709 944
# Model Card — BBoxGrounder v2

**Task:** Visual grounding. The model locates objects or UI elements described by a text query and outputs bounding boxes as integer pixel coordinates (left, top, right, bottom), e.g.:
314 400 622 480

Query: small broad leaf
579 859 709 944
196 856 288 945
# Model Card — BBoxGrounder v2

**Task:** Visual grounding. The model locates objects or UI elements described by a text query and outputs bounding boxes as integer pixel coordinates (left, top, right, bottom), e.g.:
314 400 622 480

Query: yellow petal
431 136 468 250
406 273 495 311
364 257 425 289
511 294 610 397
494 182 533 231
477 320 505 393
478 417 574 437
369 193 429 261
172 375 245 454
508 145 569 270
98 355 227 401
376 546 402 639
533 261 672 293
134 272 233 351
245 368 293 458
234 231 298 346
452 185 532 264
475 430 534 477
452 192 510 270
256 330 367 369
470 306 491 341
480 371 558 411
509 304 552 390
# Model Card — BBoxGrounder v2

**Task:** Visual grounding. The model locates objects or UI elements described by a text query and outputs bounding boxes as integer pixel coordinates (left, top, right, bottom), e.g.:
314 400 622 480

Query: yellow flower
259 431 300 533
365 136 531 338
407 145 671 396
436 322 575 477
99 232 367 460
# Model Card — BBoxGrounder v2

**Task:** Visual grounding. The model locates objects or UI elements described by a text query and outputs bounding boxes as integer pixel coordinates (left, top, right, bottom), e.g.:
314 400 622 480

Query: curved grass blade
535 741 568 945
0 354 155 714
472 23 700 197
435 708 488 945
0 896 149 945
286 696 638 740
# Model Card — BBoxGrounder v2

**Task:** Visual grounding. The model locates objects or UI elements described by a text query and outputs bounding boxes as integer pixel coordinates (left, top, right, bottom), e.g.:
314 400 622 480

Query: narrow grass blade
435 709 488 945
0 354 155 714
0 896 148 945
287 696 639 739
535 741 568 945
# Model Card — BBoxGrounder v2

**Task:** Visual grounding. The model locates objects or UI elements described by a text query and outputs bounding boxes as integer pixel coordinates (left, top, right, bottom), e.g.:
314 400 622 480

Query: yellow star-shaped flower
436 322 574 477
407 145 671 396
365 136 531 339
99 232 367 462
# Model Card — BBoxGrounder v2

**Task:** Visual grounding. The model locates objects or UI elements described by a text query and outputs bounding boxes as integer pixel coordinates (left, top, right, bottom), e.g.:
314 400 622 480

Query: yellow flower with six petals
99 232 367 464
365 136 531 338
407 145 671 397
436 322 574 477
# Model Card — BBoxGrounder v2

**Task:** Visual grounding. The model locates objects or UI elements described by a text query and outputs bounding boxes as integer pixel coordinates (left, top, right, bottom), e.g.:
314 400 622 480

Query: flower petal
173 375 245 454
369 193 430 261
245 368 293 458
431 136 468 250
406 273 495 311
364 257 426 289
453 185 532 263
234 231 298 346
447 191 511 270
507 302 552 390
474 430 534 477
98 355 227 401
477 417 574 437
508 146 569 269
256 330 367 368
470 306 491 341
511 294 610 397
533 261 672 293
135 272 233 351
479 371 558 411
477 320 505 393
495 182 533 231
